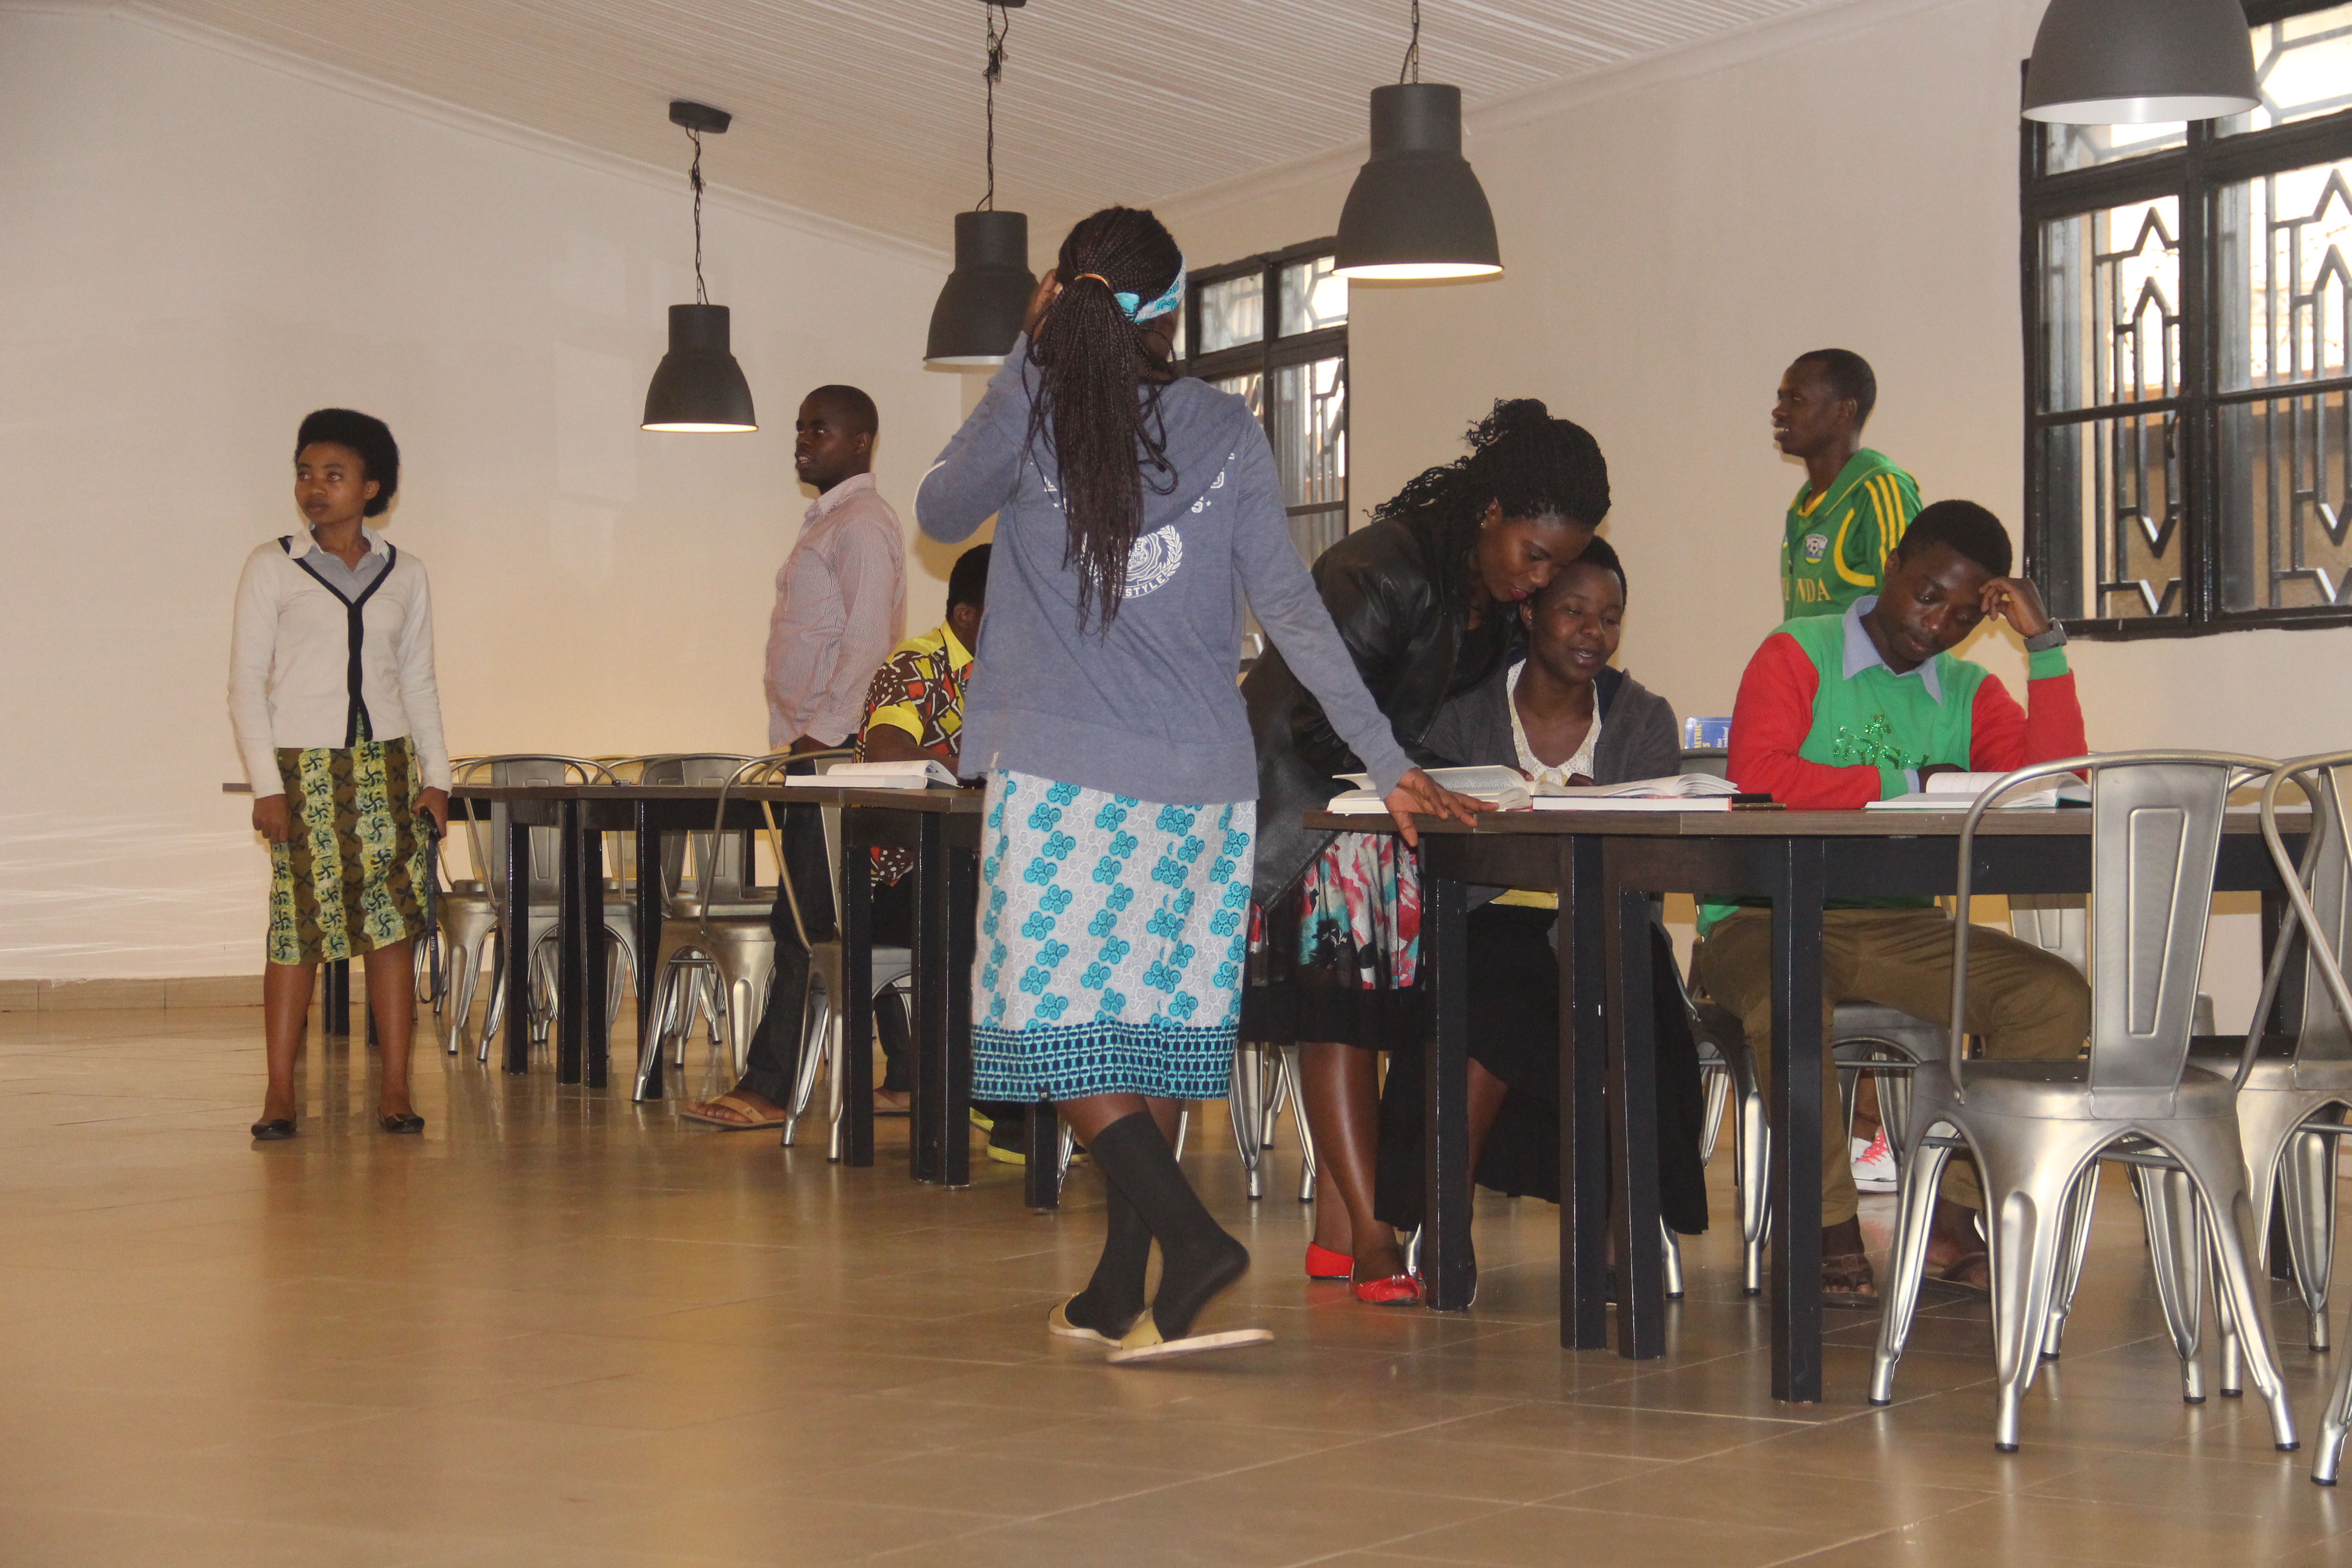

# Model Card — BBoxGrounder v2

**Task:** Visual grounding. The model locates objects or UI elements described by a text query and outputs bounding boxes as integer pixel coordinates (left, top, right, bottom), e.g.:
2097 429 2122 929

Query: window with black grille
2023 0 2352 636
1180 239 1349 567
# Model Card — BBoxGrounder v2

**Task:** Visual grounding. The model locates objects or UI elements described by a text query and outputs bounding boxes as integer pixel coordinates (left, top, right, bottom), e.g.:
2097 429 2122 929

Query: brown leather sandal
1824 1251 1880 1309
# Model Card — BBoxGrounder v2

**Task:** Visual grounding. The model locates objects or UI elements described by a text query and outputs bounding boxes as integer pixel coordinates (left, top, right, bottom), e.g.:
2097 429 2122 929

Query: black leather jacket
1241 516 1519 904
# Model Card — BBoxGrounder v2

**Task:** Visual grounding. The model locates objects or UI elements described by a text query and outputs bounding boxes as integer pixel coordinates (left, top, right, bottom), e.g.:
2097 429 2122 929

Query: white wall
1162 0 2352 1023
0 8 962 978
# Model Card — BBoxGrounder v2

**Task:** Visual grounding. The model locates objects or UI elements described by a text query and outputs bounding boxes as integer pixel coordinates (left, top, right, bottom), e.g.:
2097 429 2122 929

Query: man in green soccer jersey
1773 348 1921 621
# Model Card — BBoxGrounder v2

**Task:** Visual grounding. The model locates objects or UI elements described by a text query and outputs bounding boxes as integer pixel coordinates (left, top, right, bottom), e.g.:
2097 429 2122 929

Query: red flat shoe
1305 1243 1353 1281
1352 1274 1422 1306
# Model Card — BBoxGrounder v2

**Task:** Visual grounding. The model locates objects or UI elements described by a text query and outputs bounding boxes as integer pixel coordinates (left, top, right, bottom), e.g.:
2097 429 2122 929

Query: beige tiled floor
3 1004 2349 1566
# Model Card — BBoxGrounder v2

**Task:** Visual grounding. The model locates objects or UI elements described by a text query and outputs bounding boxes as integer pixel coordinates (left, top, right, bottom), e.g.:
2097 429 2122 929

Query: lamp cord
688 127 708 305
1398 0 1421 84
979 2 1010 211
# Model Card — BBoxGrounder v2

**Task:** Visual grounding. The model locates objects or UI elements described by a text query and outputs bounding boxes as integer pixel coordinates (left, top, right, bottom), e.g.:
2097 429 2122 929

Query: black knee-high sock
1062 1172 1150 1337
1088 1110 1249 1342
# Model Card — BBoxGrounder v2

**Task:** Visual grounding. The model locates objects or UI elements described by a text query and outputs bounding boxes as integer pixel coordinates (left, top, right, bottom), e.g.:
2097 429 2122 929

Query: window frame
1179 237 1350 554
2021 0 2352 638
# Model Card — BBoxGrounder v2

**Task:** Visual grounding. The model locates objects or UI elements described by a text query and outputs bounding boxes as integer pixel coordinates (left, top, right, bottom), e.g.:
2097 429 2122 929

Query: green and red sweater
1699 598 2085 931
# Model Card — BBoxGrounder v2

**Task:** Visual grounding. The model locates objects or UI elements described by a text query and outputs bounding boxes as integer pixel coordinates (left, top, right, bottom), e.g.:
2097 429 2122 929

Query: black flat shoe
250 1118 295 1141
379 1112 425 1135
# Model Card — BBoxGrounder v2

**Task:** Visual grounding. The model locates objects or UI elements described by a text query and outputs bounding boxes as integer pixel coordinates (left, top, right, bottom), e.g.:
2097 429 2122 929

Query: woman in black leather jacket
1240 399 1612 1299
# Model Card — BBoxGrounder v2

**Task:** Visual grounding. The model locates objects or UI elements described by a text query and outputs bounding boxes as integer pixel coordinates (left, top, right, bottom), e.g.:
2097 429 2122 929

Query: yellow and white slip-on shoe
1047 1296 1129 1348
1103 1311 1274 1365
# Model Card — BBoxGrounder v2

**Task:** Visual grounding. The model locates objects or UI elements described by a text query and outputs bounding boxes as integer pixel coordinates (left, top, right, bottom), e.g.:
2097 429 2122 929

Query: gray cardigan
916 340 1412 806
1423 663 1681 789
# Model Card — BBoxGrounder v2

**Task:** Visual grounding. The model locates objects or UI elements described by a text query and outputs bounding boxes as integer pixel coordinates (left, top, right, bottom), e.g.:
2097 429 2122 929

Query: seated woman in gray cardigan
1375 539 1710 1243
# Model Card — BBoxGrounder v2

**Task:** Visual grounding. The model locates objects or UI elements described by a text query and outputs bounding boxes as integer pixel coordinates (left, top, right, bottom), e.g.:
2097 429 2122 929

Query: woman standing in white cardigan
229 409 451 1141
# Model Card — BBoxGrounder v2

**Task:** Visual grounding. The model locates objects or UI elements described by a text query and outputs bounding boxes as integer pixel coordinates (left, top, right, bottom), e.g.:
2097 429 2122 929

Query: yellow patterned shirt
854 622 974 885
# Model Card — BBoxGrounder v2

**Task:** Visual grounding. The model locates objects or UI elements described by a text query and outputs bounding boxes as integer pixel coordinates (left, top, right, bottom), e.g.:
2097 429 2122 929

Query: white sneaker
1851 1129 1898 1193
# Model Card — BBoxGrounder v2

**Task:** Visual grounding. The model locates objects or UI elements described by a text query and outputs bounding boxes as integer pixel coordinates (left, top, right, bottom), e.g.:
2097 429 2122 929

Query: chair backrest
454 755 604 908
2257 754 2352 1068
633 753 759 919
1950 751 2272 1094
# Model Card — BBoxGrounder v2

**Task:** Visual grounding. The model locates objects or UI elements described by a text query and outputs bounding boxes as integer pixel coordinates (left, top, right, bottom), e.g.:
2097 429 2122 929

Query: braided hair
1368 398 1611 609
1025 206 1184 630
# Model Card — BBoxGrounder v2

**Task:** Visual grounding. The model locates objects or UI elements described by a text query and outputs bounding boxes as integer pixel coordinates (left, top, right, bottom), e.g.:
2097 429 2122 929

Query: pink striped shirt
764 472 906 749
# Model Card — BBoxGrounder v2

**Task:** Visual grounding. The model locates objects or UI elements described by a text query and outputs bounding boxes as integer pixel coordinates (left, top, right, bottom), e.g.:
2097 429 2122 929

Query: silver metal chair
621 754 754 1084
634 755 782 1100
780 754 918 1157
1951 894 2225 1365
1870 752 2298 1455
1686 998 1945 1296
1231 1040 1318 1201
446 755 614 1059
2214 750 2352 1482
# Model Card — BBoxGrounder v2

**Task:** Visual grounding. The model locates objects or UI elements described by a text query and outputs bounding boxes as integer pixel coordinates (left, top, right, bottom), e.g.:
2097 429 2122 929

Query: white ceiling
138 0 1844 251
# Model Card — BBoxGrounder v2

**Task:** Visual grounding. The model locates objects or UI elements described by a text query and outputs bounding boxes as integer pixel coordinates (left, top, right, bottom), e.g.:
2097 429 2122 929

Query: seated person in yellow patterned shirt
854 545 1024 1146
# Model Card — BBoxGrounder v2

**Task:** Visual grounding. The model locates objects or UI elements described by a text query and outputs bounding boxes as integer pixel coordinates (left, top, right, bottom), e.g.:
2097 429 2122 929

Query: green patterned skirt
267 735 431 966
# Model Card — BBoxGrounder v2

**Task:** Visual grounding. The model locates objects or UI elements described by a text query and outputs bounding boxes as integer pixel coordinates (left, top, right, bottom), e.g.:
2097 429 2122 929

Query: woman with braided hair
1242 397 1612 1302
918 206 1480 1362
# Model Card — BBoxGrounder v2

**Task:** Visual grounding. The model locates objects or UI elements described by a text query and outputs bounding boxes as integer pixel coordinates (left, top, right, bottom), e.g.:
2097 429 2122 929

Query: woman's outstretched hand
1383 768 1494 848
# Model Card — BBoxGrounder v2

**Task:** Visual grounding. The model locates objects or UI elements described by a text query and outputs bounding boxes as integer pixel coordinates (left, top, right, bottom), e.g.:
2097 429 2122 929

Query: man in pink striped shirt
684 385 905 1131
764 386 906 753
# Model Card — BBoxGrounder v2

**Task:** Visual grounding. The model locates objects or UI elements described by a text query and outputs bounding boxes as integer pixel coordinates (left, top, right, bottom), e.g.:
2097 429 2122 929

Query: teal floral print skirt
971 768 1256 1102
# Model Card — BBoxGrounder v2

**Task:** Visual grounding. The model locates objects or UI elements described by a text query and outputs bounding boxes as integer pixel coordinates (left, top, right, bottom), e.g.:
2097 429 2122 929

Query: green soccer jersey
1781 449 1921 621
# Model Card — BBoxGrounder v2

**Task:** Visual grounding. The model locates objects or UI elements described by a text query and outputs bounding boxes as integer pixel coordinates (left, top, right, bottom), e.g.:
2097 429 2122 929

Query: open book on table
1529 774 1743 812
1325 768 1749 816
784 759 960 789
1326 766 1530 814
1865 770 2089 811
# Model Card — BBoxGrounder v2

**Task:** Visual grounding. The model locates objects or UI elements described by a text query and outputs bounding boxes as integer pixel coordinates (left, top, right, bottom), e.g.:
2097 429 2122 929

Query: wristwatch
2023 624 2068 653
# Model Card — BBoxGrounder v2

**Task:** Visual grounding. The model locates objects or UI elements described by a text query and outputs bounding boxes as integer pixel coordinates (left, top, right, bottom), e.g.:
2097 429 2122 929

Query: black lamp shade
1333 83 1502 281
926 211 1036 368
642 304 757 431
2023 0 2259 124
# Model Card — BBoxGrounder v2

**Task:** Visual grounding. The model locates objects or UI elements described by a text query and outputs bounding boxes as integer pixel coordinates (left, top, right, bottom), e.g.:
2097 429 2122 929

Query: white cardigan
227 528 453 795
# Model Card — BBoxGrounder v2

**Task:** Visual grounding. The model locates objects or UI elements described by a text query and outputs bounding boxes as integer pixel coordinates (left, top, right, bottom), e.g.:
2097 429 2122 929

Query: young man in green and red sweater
1698 500 2091 1308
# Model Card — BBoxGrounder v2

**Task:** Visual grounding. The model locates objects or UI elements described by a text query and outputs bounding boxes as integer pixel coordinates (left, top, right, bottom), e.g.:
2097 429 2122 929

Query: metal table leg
503 816 531 1075
838 813 876 1166
1421 864 1475 1311
912 813 947 1183
1603 849 1666 1358
322 960 351 1038
942 842 976 1189
1558 838 1611 1348
556 799 585 1085
632 806 665 1099
1768 838 1827 1402
582 818 607 1089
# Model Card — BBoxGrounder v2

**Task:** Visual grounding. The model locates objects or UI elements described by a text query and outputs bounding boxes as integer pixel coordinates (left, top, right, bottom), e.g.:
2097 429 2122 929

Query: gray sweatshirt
916 340 1411 807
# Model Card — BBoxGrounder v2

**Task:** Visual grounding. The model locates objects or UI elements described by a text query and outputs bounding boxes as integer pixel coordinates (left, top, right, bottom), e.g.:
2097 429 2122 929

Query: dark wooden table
1312 804 2301 1404
448 782 993 1186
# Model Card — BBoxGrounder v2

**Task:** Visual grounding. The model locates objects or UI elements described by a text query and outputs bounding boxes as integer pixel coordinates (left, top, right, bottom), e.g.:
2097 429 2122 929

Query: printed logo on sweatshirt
1123 525 1184 598
1802 532 1829 563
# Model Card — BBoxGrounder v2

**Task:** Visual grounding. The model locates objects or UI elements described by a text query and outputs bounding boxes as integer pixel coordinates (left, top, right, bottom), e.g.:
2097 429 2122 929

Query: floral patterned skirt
266 736 430 966
1242 831 1427 1052
971 769 1255 1102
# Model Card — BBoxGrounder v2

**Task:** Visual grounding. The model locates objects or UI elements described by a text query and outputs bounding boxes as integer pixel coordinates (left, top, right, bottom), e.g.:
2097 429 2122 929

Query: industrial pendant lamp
925 1 1037 368
1333 0 1501 281
642 100 757 432
2022 0 2258 124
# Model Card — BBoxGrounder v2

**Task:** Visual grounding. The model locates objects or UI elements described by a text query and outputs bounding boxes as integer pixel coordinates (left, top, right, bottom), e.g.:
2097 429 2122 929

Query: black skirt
1374 903 1710 1236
